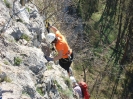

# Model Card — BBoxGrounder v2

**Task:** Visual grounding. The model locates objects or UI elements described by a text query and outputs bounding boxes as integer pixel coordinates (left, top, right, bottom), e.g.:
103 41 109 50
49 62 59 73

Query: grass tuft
4 0 11 8
21 34 31 42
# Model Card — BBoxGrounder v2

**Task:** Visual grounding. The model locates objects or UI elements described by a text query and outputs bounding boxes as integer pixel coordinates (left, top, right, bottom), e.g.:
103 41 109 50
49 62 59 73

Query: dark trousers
59 53 73 73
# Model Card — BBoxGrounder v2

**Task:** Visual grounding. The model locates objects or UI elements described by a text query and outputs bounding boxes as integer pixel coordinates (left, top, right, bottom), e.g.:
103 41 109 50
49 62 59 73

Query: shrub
53 79 73 99
14 57 22 66
4 0 11 8
63 77 71 89
26 7 30 12
47 65 53 70
53 80 62 91
4 61 9 65
21 34 30 41
60 89 73 99
4 76 12 82
36 87 44 96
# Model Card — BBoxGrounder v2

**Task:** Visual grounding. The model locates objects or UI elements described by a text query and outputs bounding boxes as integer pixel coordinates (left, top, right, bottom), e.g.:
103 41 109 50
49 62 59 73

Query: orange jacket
55 31 72 58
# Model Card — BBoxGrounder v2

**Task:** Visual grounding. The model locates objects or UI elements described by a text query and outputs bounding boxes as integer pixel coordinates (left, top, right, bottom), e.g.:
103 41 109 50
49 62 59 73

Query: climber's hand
45 56 53 61
45 21 51 28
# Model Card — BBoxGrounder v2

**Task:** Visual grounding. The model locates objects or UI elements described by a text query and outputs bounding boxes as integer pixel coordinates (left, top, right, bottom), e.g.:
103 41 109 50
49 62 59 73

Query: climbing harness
60 52 73 63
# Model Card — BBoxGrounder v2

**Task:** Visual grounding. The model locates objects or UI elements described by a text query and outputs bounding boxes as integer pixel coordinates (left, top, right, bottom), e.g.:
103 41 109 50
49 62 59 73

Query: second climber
45 24 73 76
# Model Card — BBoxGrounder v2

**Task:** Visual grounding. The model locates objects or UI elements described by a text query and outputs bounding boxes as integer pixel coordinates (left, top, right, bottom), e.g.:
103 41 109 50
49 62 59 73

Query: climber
70 76 83 99
44 23 73 76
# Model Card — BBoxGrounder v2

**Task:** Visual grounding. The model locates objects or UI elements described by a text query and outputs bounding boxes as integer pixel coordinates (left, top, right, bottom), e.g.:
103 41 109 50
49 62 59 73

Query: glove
45 21 51 28
45 21 51 33
45 56 53 61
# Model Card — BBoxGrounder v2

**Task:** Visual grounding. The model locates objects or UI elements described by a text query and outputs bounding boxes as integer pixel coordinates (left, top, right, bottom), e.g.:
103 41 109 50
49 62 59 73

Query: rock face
0 0 72 99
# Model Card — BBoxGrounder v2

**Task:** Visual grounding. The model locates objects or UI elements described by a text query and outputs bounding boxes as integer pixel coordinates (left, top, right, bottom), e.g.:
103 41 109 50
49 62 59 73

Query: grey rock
11 28 22 40
23 85 35 98
0 72 7 82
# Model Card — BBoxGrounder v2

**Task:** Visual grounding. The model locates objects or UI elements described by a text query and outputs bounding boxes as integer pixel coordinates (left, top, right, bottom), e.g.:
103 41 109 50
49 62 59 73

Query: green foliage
77 0 99 21
74 64 83 71
47 65 53 70
122 65 133 98
22 90 30 97
53 79 74 99
22 91 27 94
14 57 22 66
36 87 44 96
91 12 102 22
61 89 73 99
26 7 30 12
4 61 9 65
22 90 28 94
53 80 62 91
21 34 30 41
94 47 103 53
56 77 73 99
8 38 16 43
4 0 11 8
108 33 116 43
63 77 71 89
0 71 11 83
4 76 12 82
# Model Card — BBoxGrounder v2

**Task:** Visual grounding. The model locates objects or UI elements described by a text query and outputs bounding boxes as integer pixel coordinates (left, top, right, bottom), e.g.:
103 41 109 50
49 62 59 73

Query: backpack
78 81 90 99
